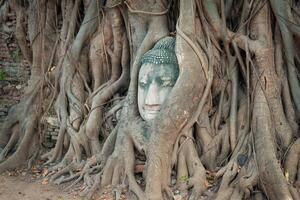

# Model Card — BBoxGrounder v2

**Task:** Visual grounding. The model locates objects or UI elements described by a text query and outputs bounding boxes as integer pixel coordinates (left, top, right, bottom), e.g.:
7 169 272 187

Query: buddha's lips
143 106 161 113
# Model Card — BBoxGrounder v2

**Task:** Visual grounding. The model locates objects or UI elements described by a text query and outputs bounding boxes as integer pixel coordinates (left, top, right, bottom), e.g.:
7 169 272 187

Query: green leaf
179 175 188 182
0 69 6 80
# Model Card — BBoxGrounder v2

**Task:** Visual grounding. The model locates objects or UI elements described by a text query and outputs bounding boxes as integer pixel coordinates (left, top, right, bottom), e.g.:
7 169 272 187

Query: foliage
0 68 6 80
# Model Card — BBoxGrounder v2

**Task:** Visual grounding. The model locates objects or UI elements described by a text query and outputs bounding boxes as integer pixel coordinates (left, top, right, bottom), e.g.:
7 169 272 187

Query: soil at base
0 172 80 200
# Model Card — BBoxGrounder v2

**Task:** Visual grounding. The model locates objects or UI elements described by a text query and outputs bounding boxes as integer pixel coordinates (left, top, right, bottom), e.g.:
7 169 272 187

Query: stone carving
138 37 179 121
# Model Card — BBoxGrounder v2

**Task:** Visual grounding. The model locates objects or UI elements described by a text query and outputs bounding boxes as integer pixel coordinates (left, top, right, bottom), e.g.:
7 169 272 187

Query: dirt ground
0 167 129 200
0 168 213 200
0 172 81 200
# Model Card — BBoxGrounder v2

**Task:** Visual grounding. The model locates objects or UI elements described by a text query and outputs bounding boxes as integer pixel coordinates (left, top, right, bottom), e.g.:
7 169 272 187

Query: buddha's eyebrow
160 76 172 81
159 73 177 81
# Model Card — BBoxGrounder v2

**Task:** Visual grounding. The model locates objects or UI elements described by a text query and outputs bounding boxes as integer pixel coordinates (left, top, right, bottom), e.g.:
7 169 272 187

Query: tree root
175 130 206 199
77 131 145 199
1 1 300 200
285 138 300 184
50 161 85 185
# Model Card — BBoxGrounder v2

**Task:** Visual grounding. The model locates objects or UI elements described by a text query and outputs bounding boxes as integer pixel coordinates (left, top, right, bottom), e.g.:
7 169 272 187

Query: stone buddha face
138 37 179 122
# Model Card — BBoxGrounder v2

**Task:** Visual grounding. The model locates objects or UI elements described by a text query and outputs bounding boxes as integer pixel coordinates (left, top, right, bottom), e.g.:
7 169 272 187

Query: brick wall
43 117 59 148
0 9 59 147
0 9 29 123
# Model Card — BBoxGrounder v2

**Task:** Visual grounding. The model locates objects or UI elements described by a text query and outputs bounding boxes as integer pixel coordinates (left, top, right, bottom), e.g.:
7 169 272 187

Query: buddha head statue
138 37 179 122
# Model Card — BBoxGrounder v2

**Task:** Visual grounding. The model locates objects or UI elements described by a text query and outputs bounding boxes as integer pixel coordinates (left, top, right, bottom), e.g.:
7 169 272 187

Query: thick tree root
175 130 206 199
285 138 300 184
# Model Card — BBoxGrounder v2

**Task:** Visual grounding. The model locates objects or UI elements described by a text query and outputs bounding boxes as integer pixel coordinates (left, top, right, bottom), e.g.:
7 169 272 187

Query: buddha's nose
145 80 160 107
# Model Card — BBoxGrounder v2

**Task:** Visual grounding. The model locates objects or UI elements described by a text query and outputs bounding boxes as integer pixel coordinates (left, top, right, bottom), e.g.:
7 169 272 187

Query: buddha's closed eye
139 80 147 88
159 77 174 87
139 75 149 88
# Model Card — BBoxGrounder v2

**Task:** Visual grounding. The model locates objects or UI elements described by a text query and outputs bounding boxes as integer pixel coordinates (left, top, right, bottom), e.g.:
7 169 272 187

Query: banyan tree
1 0 300 199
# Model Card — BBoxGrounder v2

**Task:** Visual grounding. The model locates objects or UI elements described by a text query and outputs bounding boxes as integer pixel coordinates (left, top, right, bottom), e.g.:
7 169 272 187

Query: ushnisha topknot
140 36 178 66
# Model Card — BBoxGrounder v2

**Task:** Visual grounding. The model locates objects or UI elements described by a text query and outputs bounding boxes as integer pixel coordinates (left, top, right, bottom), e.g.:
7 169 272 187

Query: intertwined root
1 0 300 199
42 125 145 199
72 133 145 199
215 158 258 200
175 132 206 199
0 124 20 163
0 95 42 173
285 138 300 186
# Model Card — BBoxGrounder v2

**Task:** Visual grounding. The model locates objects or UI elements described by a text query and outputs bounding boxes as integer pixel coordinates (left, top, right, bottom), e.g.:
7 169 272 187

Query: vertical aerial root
216 140 256 199
215 131 249 178
0 123 20 162
175 130 206 199
289 186 300 200
235 159 258 199
252 93 293 199
269 0 300 115
285 138 300 184
0 114 38 173
195 106 212 154
216 157 258 200
200 124 229 170
11 1 32 64
86 15 129 154
215 162 239 200
123 135 145 199
0 105 21 148
176 141 189 194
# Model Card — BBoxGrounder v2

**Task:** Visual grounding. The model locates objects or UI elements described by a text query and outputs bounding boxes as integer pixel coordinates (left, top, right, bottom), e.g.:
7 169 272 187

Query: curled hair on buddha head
140 36 179 66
